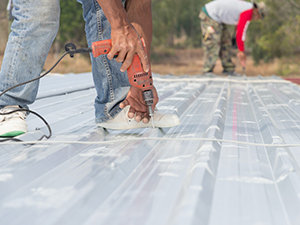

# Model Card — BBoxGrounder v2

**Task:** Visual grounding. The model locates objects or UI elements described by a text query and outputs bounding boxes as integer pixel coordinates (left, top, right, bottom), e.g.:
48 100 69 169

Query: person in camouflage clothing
199 0 267 75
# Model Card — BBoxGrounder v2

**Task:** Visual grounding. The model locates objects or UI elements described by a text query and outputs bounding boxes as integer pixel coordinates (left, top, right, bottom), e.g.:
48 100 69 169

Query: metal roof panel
1 73 300 224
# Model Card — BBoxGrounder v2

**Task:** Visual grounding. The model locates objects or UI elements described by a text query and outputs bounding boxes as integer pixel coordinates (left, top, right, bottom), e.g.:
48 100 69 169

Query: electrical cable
0 136 299 148
0 44 91 141
0 137 23 143
0 52 68 99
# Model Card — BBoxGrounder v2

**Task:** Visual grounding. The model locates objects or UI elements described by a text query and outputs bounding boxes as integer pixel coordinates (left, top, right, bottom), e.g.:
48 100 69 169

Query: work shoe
97 105 180 130
203 69 214 76
223 70 240 76
203 71 215 77
0 105 28 137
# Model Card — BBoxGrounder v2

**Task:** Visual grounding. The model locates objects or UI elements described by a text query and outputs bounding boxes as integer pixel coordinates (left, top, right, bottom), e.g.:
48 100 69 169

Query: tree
247 0 300 63
58 0 86 47
152 0 208 48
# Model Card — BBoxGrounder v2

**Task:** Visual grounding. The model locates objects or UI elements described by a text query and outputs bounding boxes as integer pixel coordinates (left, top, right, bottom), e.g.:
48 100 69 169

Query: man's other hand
237 51 247 68
119 86 158 123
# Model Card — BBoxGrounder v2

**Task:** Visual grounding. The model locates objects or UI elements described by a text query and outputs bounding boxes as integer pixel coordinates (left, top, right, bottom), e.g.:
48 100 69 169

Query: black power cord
0 43 92 142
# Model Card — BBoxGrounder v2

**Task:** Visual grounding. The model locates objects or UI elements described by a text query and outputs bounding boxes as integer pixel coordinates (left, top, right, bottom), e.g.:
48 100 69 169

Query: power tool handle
91 38 153 91
91 38 146 58
91 39 112 58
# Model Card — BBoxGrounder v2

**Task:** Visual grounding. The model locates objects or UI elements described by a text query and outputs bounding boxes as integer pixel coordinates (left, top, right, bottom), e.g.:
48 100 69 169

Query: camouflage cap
254 2 268 19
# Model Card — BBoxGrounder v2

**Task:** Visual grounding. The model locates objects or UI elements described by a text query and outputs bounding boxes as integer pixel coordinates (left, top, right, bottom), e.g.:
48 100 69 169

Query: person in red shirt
199 1 267 75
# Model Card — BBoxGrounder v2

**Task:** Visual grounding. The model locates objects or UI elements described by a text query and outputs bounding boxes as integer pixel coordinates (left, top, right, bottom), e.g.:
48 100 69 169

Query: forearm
96 0 129 30
97 0 151 73
125 0 152 56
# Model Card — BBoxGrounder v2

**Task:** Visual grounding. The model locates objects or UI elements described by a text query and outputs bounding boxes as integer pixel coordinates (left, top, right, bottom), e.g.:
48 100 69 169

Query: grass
151 48 300 77
0 15 299 77
1 48 300 77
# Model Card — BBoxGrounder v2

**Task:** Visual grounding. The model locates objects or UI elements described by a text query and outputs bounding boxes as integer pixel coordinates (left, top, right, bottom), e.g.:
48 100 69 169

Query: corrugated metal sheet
1 73 300 225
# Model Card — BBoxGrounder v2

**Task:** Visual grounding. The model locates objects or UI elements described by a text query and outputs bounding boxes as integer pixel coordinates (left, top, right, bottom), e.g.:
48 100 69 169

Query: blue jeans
0 0 130 123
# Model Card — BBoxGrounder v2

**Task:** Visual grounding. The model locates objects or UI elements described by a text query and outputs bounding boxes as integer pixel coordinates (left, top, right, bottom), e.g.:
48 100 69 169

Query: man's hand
97 0 155 123
119 86 159 123
108 24 150 73
237 51 247 68
96 0 150 73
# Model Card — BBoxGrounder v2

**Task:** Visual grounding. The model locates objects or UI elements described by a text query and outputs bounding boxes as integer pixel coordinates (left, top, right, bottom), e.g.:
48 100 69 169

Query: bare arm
125 0 152 58
98 0 156 122
96 0 149 73
122 0 158 122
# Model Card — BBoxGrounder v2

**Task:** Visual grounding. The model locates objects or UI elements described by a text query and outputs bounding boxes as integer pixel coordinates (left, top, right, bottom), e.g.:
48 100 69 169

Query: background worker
199 0 267 75
0 0 180 137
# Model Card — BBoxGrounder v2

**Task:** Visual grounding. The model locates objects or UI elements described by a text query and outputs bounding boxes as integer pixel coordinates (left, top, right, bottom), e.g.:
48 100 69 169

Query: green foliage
176 0 205 47
152 0 182 46
56 0 300 62
152 0 208 48
247 0 300 63
59 0 86 47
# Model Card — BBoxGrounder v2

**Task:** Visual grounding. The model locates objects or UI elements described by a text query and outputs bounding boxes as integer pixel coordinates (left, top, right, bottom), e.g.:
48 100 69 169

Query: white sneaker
0 105 28 137
97 105 180 130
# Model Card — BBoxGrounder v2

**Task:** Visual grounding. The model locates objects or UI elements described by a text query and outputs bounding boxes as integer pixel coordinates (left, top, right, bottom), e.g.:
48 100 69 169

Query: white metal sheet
1 73 300 225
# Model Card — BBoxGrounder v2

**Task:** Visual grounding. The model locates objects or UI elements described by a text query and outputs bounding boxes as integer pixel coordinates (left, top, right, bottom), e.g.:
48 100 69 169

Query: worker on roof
0 0 180 137
199 0 267 75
